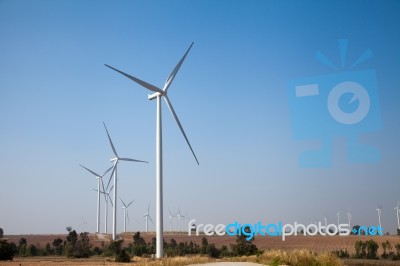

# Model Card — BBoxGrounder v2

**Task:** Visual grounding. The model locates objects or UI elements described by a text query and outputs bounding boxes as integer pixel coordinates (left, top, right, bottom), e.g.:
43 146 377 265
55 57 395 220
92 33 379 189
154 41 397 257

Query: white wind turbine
80 164 113 233
323 216 328 233
376 204 382 228
143 203 153 233
346 210 352 229
395 202 400 230
168 208 176 232
336 211 341 227
103 122 148 240
120 198 134 233
99 185 114 234
105 42 199 257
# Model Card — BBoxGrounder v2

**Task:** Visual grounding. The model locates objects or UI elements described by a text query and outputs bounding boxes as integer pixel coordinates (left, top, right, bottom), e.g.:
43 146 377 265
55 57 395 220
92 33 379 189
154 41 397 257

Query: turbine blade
127 200 134 207
109 196 113 207
104 64 163 94
163 42 194 93
163 95 199 165
103 122 119 157
79 164 101 177
120 198 127 207
149 215 154 224
119 157 149 163
106 166 116 191
102 166 113 177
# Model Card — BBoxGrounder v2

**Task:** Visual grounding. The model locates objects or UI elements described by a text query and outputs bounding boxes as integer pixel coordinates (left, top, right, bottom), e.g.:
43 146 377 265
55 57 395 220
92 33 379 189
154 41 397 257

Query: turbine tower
105 42 199 257
99 185 114 234
143 203 153 233
395 202 400 230
336 210 341 227
346 210 352 229
168 208 176 232
80 164 112 233
376 204 382 228
120 198 134 233
103 122 148 240
323 216 328 233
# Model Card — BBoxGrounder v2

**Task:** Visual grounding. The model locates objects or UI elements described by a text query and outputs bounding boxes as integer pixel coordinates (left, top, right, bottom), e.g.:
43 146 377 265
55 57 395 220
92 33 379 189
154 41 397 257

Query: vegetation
258 249 343 266
0 240 17 261
0 228 3 239
3 225 400 264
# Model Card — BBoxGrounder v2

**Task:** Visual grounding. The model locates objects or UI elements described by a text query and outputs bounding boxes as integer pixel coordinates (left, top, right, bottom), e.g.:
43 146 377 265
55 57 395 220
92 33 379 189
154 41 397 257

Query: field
1 233 400 265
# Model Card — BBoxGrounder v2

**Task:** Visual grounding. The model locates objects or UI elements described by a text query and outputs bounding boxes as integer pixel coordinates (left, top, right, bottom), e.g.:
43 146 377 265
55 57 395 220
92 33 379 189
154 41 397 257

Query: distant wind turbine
346 210 352 229
376 204 382 228
143 203 153 233
336 211 341 227
80 164 112 233
103 122 148 240
323 216 328 232
120 198 134 233
395 202 400 230
105 42 198 258
168 208 176 232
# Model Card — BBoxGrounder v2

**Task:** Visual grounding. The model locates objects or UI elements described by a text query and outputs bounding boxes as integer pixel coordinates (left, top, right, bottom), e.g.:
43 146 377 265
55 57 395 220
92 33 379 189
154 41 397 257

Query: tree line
0 227 259 262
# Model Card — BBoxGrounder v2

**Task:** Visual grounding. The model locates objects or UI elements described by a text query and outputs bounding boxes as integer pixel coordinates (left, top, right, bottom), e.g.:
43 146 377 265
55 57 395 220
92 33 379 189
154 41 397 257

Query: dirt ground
4 232 400 254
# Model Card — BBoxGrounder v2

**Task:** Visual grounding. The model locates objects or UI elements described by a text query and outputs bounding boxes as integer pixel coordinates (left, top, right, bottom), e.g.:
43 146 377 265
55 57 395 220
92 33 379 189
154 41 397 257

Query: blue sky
0 0 399 235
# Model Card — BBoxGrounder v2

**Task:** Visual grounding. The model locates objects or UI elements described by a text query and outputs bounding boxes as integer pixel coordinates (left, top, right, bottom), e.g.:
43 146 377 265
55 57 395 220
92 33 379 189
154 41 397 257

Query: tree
52 238 63 255
18 238 27 257
397 228 400 236
206 243 220 258
26 244 38 256
0 240 16 261
230 228 258 256
366 239 379 259
200 237 208 254
115 249 130 262
0 228 3 239
354 240 366 258
64 230 92 258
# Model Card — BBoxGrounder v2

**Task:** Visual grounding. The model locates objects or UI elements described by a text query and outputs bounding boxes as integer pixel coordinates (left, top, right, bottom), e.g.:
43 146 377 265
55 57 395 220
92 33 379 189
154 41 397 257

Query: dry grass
255 249 343 266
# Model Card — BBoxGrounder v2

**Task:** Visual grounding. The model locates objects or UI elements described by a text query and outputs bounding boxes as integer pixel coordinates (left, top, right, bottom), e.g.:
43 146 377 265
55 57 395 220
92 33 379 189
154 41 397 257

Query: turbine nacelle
148 92 164 100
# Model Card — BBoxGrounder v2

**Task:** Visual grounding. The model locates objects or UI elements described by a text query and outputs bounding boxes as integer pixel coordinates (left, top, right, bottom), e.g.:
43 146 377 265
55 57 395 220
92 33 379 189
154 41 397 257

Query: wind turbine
395 202 400 230
120 198 134 233
103 122 148 240
346 210 352 229
80 164 112 233
336 211 341 227
323 216 328 233
105 42 199 257
143 203 153 233
176 208 183 232
99 185 114 234
168 208 176 232
376 204 382 228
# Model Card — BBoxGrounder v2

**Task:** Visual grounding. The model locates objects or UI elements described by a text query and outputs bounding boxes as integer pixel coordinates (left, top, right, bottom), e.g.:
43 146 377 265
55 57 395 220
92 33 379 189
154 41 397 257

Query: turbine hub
148 92 163 100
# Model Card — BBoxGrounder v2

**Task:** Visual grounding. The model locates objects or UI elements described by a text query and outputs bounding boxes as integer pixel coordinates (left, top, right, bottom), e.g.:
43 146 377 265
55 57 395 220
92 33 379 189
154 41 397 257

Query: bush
0 228 3 239
0 240 16 261
366 239 379 259
333 249 349 258
115 249 130 262
206 243 220 258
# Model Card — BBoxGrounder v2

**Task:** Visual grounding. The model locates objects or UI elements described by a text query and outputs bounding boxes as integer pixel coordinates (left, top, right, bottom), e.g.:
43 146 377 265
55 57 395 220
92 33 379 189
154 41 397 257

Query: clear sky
0 0 399 236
